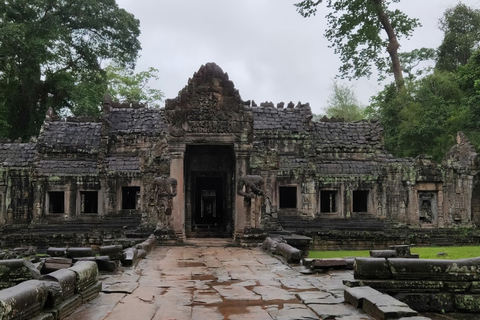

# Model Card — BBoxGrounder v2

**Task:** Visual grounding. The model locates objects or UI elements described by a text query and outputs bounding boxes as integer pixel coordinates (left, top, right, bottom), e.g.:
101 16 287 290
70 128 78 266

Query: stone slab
362 294 417 320
344 286 385 308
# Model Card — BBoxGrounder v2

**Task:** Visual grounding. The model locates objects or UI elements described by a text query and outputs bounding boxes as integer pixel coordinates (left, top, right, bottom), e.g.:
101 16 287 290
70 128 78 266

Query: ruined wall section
101 105 169 222
251 102 315 221
33 117 102 222
442 132 479 226
0 143 36 225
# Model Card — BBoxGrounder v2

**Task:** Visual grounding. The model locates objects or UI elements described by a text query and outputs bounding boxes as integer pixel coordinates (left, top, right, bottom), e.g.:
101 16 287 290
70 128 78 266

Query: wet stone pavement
67 244 375 320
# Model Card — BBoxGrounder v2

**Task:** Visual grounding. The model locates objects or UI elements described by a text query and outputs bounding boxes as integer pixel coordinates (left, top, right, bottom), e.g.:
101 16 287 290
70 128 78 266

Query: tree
105 64 164 108
324 81 364 121
295 0 420 89
0 0 141 140
437 3 480 72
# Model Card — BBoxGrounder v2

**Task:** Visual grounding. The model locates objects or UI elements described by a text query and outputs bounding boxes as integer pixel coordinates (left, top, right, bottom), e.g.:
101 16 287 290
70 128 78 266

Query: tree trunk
371 0 404 90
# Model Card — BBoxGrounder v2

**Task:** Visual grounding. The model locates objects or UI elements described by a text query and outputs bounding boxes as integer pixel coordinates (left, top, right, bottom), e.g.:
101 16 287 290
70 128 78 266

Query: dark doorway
185 145 234 238
353 190 369 213
321 190 337 213
279 186 297 209
80 191 98 214
122 186 140 210
48 191 65 214
194 177 224 228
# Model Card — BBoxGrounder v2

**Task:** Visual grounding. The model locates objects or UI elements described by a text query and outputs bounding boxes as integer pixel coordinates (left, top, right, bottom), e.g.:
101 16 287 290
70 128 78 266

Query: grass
309 246 480 260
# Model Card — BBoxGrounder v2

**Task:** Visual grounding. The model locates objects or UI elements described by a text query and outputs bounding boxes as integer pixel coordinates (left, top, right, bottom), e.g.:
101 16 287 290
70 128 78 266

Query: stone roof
0 143 36 168
316 160 384 175
279 155 309 171
38 120 101 154
313 120 383 150
106 157 140 172
36 160 98 175
104 108 167 135
252 104 312 131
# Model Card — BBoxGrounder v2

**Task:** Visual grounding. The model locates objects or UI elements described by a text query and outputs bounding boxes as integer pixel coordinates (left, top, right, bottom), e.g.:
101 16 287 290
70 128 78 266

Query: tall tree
0 0 141 140
437 3 480 72
295 0 420 89
325 81 364 121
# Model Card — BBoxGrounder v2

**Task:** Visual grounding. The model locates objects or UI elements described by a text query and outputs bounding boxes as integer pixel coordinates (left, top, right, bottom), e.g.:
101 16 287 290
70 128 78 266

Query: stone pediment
165 63 252 140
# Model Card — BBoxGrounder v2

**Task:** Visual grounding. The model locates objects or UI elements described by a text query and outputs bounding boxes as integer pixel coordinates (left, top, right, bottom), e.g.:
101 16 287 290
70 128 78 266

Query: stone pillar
234 151 249 237
169 145 185 241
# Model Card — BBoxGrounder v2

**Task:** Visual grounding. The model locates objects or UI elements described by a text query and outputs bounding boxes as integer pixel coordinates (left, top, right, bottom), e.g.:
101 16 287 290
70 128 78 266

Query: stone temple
0 63 479 246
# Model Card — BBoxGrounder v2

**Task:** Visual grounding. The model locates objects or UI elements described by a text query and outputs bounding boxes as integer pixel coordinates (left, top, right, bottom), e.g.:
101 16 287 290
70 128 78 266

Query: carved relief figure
152 176 177 228
237 175 264 198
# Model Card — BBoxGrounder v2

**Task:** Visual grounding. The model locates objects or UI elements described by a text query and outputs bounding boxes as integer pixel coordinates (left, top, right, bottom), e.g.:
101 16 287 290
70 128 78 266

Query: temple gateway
0 63 479 244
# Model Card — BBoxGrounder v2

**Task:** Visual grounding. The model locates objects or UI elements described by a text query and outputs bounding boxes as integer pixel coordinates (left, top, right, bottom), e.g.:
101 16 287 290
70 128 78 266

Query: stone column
169 145 185 241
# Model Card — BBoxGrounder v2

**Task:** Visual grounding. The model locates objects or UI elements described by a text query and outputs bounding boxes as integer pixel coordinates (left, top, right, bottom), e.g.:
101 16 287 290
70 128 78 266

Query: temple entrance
185 145 234 238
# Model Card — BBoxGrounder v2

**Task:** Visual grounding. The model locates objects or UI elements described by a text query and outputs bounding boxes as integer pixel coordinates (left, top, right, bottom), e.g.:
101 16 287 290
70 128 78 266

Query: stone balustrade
348 256 480 313
0 261 101 320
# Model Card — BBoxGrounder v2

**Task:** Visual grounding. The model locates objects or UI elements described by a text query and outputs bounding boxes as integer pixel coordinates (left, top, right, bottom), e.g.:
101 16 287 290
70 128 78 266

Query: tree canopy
324 81 364 121
0 0 141 140
295 0 420 89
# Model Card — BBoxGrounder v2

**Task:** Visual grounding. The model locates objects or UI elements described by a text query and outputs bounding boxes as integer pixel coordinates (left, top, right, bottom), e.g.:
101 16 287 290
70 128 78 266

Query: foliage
0 0 141 139
105 64 164 108
437 3 480 72
371 71 466 161
325 81 365 121
295 0 421 88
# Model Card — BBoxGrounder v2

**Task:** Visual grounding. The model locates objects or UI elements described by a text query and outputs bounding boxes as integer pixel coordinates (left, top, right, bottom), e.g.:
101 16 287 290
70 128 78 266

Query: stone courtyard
67 243 374 320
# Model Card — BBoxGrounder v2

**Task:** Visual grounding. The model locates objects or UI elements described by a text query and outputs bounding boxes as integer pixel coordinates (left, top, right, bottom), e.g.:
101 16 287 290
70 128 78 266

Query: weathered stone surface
69 261 98 292
354 258 392 280
388 257 480 281
275 243 302 263
370 250 397 258
47 247 67 257
66 247 93 258
393 292 455 313
252 285 296 301
455 294 480 312
121 248 138 267
308 303 354 319
309 258 348 269
362 293 417 320
0 280 48 320
99 245 125 260
358 279 444 293
0 259 41 284
41 268 77 300
344 286 384 308
267 303 319 320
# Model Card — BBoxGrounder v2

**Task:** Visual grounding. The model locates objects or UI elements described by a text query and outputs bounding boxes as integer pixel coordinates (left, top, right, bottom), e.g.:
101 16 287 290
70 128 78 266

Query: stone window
122 186 140 210
320 190 337 213
48 191 65 214
80 191 98 214
353 190 369 212
279 186 297 209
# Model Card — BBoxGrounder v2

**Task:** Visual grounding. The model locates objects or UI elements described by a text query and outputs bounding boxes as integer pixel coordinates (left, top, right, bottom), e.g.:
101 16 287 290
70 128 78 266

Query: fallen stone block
49 294 82 320
0 259 41 284
137 249 147 260
0 279 48 320
31 313 55 320
69 261 98 293
79 281 102 303
356 279 444 293
41 268 77 300
121 248 138 267
66 247 93 258
309 258 348 270
47 247 67 257
454 294 480 313
388 257 480 281
73 256 117 272
136 235 156 253
42 258 73 274
345 286 384 308
393 292 455 313
370 250 397 258
354 258 392 280
362 293 417 320
275 243 302 263
388 245 411 258
262 237 280 254
99 245 125 260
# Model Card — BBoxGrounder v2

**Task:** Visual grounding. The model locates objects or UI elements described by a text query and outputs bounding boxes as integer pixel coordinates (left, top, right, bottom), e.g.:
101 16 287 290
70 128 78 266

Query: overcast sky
116 0 478 115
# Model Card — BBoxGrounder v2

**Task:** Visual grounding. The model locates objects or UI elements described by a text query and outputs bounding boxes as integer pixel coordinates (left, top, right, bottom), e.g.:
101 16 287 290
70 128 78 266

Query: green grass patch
309 246 480 260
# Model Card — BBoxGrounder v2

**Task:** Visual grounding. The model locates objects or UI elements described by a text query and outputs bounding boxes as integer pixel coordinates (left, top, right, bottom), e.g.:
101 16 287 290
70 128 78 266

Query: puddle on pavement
178 261 206 267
